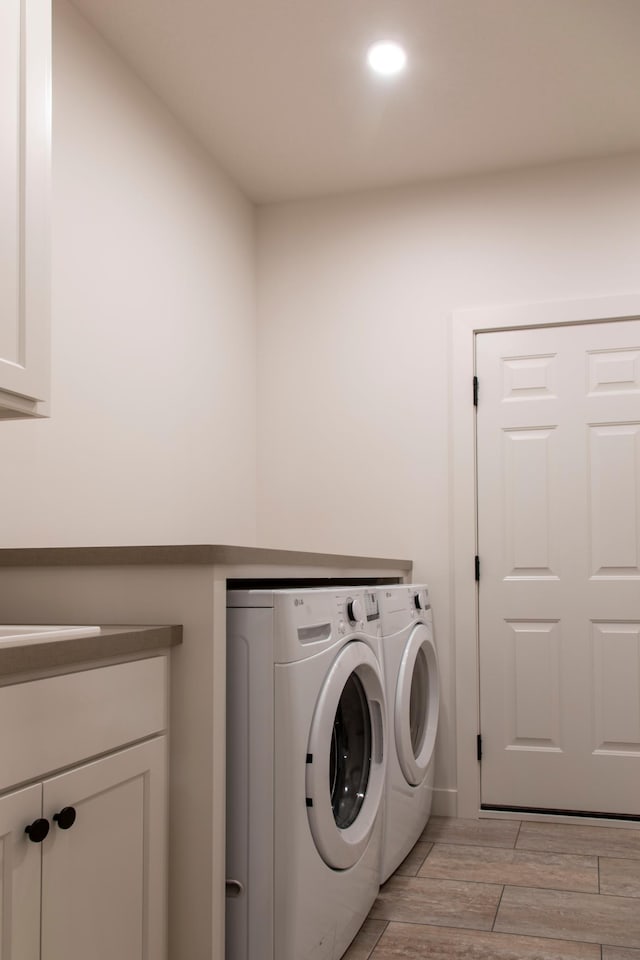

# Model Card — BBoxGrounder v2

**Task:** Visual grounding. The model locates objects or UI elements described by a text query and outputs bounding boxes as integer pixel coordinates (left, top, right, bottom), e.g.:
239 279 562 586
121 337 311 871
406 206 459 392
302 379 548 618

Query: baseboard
480 808 640 830
431 787 456 817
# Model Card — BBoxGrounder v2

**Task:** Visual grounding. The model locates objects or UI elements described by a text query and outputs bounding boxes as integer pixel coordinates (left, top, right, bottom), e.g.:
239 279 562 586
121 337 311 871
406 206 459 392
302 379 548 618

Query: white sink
0 625 101 647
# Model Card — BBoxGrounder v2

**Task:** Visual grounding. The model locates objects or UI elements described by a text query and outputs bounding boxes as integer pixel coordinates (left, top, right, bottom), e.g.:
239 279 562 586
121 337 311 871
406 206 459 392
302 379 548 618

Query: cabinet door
41 738 167 960
0 784 42 960
0 0 50 418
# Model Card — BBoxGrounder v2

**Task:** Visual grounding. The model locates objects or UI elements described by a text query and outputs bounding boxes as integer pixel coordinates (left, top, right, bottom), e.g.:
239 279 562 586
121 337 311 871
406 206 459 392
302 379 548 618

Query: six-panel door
477 318 640 815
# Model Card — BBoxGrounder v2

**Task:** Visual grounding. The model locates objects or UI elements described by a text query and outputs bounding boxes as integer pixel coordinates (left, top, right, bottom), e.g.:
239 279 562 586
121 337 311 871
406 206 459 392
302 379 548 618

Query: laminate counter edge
0 544 413 571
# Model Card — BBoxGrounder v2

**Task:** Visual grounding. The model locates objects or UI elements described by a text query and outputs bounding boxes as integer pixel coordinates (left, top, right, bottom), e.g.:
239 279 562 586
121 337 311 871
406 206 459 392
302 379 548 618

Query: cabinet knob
25 818 50 843
53 806 77 830
225 879 245 898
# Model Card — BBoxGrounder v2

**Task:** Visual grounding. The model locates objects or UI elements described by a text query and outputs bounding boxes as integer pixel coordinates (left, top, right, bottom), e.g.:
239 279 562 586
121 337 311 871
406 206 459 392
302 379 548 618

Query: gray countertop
0 625 182 679
0 544 412 571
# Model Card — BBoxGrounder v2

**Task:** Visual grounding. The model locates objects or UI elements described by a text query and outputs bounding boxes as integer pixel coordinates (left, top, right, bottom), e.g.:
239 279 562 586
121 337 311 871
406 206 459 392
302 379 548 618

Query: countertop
0 544 412 571
0 624 182 679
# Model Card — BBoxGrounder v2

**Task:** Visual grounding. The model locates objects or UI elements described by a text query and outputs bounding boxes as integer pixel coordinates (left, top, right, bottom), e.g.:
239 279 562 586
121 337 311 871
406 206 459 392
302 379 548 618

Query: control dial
414 589 429 611
346 597 364 624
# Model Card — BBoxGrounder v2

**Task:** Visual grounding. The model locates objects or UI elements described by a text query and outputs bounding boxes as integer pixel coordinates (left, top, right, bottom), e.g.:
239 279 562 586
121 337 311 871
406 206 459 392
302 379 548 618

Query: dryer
377 584 440 883
226 587 386 960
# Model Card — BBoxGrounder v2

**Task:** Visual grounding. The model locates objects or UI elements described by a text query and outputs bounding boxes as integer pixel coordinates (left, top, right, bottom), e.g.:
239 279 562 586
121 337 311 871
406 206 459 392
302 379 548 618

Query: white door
41 738 167 960
477 319 640 815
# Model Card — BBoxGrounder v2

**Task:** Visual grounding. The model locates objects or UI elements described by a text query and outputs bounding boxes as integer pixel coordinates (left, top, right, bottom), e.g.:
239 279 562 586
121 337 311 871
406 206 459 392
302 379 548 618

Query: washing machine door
305 640 386 871
395 621 439 787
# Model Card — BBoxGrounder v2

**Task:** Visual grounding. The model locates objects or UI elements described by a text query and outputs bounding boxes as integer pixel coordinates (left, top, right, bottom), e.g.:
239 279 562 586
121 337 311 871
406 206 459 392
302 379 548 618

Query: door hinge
473 376 479 406
477 734 482 762
475 555 480 581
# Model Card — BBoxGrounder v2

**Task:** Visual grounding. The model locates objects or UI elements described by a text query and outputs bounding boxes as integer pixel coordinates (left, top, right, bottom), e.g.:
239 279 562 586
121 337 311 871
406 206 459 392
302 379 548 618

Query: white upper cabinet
0 0 51 419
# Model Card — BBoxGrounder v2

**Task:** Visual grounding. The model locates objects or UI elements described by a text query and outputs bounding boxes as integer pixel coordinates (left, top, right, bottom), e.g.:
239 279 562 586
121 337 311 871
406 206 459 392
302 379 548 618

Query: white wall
255 153 640 802
0 0 257 546
5 6 640 807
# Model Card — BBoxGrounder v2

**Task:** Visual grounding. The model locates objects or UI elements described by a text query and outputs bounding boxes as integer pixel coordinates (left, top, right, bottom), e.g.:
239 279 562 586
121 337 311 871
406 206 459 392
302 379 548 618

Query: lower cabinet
0 782 42 958
42 737 167 960
0 727 167 959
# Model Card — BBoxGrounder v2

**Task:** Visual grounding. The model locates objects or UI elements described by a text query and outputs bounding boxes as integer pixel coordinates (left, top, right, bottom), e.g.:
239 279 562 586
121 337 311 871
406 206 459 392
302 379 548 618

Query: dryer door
395 622 440 787
305 641 385 871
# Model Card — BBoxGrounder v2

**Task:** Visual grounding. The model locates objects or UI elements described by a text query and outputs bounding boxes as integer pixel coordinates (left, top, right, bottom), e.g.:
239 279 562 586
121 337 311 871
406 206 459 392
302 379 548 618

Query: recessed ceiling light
367 42 407 77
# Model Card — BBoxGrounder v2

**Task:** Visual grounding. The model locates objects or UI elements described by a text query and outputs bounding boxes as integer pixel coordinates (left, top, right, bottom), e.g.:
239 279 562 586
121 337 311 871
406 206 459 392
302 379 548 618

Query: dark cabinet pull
25 818 50 843
225 879 244 898
53 806 77 830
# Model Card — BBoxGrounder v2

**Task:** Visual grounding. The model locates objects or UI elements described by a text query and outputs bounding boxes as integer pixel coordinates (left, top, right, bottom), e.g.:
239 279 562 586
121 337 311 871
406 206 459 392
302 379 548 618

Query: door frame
451 292 640 820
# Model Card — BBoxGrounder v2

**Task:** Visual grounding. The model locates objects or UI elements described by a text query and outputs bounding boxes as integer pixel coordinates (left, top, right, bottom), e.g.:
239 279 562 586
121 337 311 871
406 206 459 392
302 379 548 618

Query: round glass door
330 673 371 829
395 623 439 786
306 641 386 870
409 645 429 752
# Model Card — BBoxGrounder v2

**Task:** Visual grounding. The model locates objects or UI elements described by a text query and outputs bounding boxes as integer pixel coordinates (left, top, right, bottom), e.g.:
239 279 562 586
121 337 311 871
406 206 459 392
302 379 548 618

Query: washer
377 584 440 883
226 587 386 960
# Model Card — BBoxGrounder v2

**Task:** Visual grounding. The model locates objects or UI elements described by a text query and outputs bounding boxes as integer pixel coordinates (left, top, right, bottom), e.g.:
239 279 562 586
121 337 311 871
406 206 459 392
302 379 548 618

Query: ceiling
70 0 640 203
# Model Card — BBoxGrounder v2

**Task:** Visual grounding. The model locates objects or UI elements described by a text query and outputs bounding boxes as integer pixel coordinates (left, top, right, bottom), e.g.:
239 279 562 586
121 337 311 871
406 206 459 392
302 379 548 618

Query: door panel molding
451 293 640 819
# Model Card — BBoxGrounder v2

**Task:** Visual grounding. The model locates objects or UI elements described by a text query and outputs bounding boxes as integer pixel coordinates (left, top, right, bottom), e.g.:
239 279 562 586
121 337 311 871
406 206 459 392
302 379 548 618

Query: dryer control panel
377 584 433 632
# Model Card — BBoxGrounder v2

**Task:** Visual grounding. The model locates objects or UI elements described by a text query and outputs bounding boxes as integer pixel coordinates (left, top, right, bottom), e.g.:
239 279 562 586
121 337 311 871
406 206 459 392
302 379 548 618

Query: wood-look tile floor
343 817 640 960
